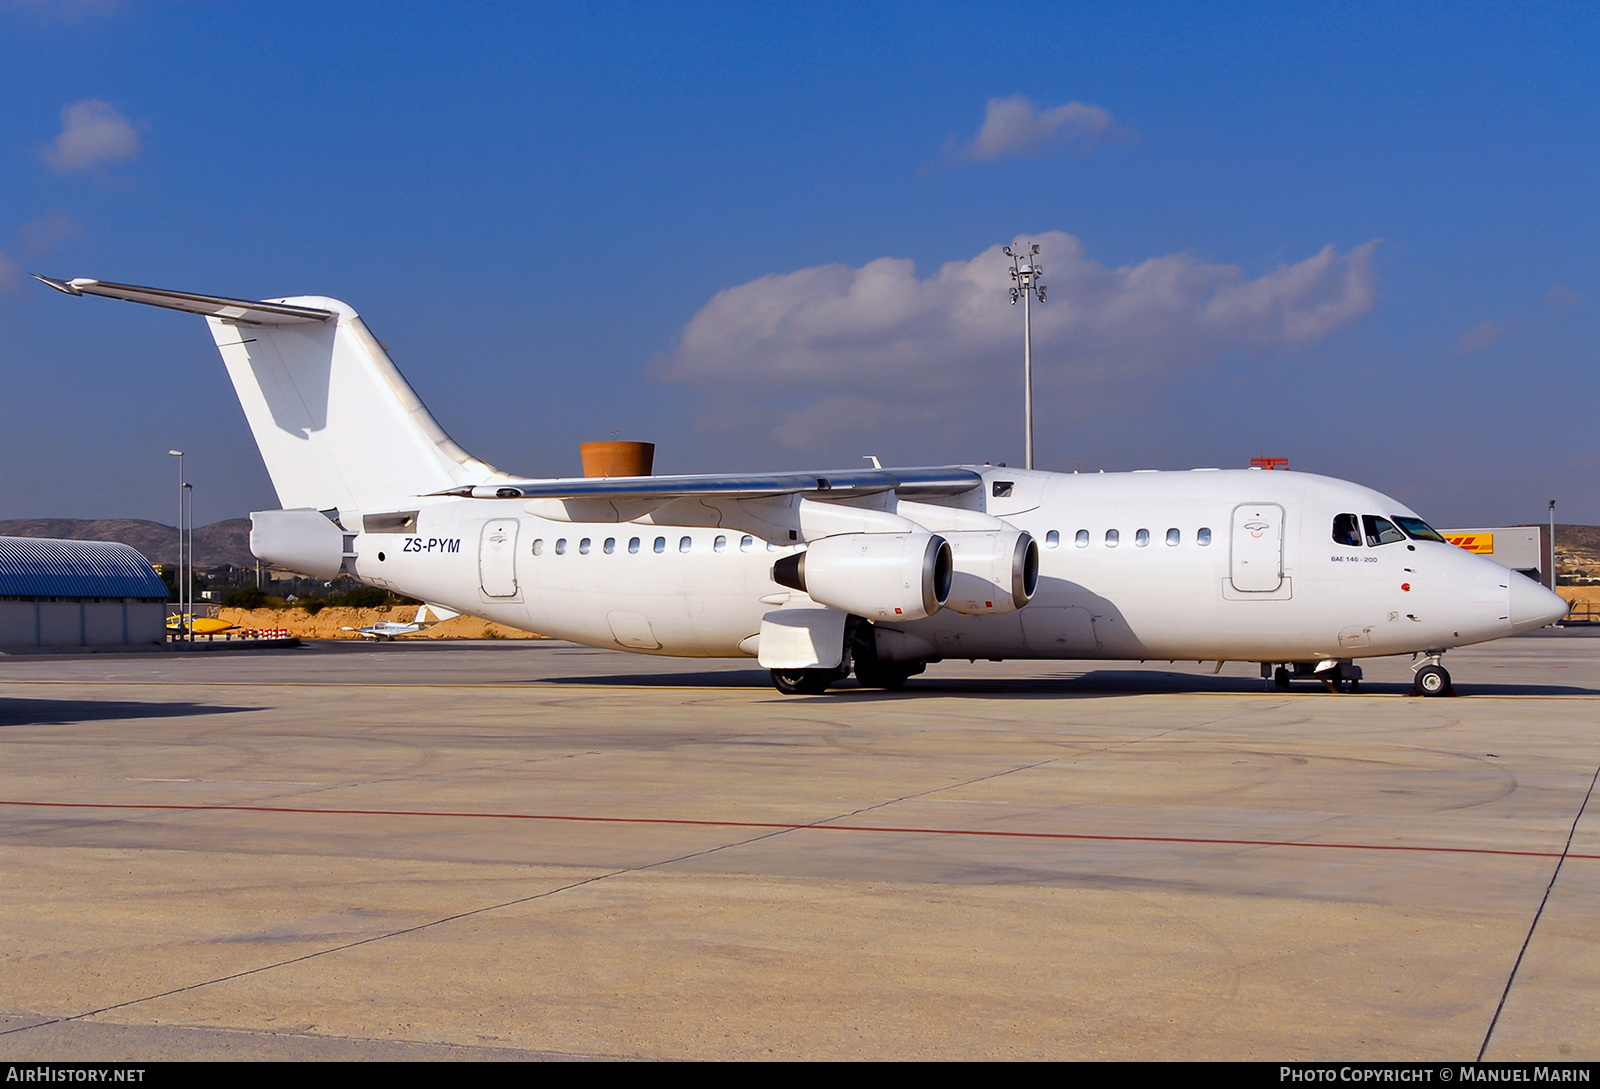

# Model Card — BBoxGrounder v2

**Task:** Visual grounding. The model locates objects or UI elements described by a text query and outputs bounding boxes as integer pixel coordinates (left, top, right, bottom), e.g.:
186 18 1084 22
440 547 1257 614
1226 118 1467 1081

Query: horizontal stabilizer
32 275 333 325
440 466 985 502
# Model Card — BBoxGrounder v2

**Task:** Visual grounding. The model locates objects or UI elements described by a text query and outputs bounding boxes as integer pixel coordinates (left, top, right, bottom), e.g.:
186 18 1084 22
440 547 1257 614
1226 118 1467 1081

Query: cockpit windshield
1332 513 1361 547
1363 515 1407 546
1392 516 1446 544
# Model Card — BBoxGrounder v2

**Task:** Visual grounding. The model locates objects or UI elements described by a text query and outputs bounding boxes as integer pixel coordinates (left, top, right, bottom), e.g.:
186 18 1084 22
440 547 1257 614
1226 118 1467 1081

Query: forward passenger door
1229 504 1284 592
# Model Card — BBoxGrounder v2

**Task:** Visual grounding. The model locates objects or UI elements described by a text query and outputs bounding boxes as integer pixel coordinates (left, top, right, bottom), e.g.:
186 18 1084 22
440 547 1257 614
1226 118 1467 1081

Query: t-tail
33 275 506 515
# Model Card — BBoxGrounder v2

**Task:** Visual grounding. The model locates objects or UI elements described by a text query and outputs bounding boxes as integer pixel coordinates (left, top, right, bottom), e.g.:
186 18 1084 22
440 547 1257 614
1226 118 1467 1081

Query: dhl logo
1445 533 1495 554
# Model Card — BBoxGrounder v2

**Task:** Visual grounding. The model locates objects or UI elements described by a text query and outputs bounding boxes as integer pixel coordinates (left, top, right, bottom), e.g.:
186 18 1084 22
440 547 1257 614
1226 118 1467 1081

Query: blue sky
1 1 1595 527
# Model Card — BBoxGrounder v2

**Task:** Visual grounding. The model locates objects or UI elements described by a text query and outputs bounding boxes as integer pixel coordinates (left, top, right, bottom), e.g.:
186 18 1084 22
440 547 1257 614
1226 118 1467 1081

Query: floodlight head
168 449 183 457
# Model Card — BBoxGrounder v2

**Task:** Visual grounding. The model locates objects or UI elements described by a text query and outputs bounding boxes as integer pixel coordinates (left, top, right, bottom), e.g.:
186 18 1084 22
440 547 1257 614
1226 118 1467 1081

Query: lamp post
168 450 186 641
1005 242 1047 470
184 481 194 635
1549 499 1557 591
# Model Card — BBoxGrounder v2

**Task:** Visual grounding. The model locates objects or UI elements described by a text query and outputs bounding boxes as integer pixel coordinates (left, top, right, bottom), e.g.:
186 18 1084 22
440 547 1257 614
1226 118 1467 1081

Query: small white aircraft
37 275 1569 696
341 603 456 641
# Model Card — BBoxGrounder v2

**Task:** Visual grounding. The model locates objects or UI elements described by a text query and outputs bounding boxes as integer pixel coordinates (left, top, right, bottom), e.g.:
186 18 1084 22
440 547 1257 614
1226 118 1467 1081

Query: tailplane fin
35 276 505 513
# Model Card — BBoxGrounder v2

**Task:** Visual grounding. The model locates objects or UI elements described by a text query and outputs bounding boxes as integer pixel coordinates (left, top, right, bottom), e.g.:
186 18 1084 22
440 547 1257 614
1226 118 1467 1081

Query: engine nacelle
942 529 1039 614
772 532 952 620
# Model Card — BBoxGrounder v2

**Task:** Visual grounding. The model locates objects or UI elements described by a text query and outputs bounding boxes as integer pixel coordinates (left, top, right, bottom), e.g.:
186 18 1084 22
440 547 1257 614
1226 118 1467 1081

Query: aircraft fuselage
352 466 1542 666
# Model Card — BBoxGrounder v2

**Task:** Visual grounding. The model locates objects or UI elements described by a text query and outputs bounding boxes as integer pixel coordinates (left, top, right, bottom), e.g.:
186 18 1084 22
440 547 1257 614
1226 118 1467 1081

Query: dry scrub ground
217 607 544 641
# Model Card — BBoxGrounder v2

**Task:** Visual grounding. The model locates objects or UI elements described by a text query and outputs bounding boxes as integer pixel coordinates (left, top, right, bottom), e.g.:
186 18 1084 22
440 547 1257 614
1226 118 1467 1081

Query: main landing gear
769 666 847 695
1410 652 1453 698
768 620 927 694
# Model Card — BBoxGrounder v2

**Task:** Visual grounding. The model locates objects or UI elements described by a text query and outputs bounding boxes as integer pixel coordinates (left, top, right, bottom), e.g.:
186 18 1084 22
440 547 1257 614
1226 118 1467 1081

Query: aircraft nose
1509 576 1569 634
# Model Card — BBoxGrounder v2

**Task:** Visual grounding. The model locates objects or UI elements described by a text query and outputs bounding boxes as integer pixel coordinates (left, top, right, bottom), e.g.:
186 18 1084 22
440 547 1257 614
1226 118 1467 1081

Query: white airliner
37 275 1569 696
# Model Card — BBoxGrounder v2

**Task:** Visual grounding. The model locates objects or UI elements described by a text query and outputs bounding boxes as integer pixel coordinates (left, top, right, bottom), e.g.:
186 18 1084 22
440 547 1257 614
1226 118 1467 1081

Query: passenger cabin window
1045 530 1060 548
1363 515 1406 546
555 538 568 555
579 537 591 554
740 535 755 552
1105 529 1120 548
714 535 727 553
532 539 544 556
1166 528 1180 546
1332 513 1361 547
628 537 641 554
1075 530 1090 548
1197 528 1212 546
1393 516 1446 544
604 537 615 554
992 481 1014 498
1135 529 1149 547
653 537 666 554
679 536 692 553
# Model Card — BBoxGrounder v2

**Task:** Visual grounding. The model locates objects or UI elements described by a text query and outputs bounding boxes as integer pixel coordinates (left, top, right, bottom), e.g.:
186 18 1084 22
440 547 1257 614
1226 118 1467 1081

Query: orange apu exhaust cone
581 441 655 478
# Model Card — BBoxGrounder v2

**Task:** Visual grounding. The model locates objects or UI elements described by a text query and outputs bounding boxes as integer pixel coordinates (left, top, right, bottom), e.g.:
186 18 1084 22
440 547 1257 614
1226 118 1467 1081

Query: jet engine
772 532 952 620
941 529 1039 614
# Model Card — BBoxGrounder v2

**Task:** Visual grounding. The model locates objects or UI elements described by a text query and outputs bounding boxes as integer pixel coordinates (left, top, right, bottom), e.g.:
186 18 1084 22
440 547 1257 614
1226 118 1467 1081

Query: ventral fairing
36 275 1569 695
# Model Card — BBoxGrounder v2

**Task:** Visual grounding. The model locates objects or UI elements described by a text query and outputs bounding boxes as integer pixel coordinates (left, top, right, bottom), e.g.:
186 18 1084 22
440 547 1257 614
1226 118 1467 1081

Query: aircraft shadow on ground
0 698 261 727
540 669 1600 700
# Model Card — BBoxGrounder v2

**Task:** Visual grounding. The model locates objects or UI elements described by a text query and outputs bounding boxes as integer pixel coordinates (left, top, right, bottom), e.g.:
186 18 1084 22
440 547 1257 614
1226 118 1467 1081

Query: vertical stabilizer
31 276 504 514
208 296 503 512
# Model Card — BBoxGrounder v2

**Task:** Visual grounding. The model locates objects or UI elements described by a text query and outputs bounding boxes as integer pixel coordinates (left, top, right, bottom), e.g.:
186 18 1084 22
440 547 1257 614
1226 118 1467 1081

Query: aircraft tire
1273 666 1292 689
1413 664 1451 697
770 668 840 695
855 661 915 690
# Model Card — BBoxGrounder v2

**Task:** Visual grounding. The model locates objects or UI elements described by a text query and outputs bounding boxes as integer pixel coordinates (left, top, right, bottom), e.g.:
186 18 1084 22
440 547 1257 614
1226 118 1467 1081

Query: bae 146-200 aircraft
38 275 1570 696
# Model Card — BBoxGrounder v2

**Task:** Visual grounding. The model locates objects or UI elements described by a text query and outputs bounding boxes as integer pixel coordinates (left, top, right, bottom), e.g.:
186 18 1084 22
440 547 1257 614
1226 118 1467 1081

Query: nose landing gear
1411 652 1454 697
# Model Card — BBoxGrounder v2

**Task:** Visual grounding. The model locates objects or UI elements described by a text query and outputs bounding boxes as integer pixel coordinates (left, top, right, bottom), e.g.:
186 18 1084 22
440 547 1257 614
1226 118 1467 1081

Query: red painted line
4 798 1596 861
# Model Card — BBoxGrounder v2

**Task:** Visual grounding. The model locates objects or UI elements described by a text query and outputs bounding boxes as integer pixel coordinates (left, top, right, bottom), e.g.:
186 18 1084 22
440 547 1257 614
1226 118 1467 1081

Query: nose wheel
1410 653 1454 697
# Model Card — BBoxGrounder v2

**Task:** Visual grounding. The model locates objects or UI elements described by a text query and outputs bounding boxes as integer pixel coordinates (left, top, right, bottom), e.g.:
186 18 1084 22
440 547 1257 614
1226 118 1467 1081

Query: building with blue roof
0 537 169 648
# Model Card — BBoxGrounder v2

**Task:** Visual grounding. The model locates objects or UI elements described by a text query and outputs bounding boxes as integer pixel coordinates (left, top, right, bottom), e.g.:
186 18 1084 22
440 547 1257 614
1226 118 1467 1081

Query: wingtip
32 274 83 295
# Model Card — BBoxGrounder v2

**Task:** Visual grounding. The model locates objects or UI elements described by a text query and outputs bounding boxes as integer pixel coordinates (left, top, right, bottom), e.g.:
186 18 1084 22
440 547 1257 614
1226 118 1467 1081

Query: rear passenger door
479 519 520 598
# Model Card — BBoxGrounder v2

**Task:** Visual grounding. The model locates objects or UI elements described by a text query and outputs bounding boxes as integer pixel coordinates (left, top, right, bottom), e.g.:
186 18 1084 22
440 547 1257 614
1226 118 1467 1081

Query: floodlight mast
1005 243 1047 470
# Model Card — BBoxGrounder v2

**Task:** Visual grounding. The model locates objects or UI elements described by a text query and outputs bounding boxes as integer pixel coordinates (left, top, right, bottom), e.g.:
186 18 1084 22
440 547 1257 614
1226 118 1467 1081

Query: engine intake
942 529 1039 614
772 532 952 620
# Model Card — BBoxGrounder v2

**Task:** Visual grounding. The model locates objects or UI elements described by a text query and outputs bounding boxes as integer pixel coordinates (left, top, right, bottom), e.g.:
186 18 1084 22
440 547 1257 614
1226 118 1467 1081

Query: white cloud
19 210 83 254
656 232 1379 454
949 96 1126 162
1547 285 1581 310
1454 319 1505 355
0 250 21 292
40 99 140 173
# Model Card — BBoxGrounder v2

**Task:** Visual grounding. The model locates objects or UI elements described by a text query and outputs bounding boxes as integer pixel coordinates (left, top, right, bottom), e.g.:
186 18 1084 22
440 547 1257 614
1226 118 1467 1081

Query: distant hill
1555 524 1600 562
0 518 255 569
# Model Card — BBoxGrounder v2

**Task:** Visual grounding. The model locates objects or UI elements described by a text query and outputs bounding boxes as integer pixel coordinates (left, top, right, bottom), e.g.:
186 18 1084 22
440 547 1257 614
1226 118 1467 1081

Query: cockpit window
1363 515 1406 546
1392 516 1446 544
1332 513 1361 547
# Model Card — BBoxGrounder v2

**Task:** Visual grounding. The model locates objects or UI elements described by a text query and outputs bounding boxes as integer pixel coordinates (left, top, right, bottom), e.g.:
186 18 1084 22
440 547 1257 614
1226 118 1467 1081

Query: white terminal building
0 538 170 650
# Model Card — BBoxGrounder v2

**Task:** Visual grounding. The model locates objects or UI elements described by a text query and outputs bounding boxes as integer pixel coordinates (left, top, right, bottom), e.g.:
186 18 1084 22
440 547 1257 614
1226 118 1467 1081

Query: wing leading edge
435 466 985 502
